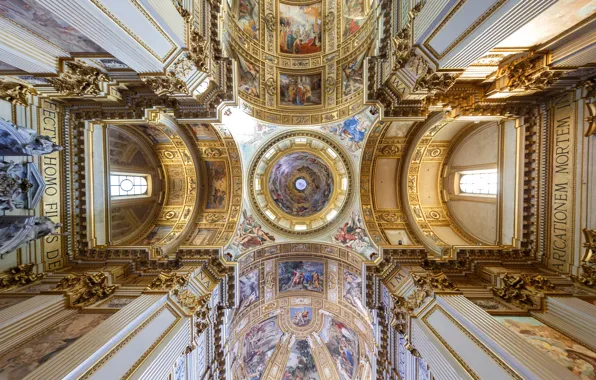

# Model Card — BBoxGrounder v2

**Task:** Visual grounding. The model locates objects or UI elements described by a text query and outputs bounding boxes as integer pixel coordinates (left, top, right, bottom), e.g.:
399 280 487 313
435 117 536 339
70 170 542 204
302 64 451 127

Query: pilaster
0 294 69 356
24 293 168 379
434 295 578 379
532 296 596 351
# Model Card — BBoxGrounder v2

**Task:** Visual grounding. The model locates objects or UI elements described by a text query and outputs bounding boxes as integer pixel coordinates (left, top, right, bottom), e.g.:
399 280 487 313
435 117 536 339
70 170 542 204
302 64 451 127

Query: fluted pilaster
532 296 596 351
0 295 68 355
437 295 578 380
24 294 167 380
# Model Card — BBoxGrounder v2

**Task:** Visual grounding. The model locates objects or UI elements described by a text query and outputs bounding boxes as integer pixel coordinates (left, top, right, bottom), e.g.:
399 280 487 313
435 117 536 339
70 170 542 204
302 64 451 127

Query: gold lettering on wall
39 100 65 271
548 92 576 273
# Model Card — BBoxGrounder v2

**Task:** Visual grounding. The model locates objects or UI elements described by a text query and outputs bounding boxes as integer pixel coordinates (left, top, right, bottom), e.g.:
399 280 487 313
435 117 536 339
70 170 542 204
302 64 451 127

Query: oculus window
110 175 149 198
459 170 497 195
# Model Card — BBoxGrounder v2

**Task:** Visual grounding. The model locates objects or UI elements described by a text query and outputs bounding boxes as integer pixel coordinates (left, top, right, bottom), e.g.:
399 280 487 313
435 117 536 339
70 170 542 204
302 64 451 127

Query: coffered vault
0 0 594 379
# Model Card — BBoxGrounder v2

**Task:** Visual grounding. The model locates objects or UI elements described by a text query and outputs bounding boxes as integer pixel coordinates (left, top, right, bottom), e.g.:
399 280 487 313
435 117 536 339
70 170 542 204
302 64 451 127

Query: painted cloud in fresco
243 317 282 379
0 0 105 53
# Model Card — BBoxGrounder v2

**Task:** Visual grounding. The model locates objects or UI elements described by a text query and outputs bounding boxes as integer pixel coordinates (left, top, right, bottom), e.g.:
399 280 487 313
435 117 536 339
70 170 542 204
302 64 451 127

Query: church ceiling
230 243 374 379
220 106 379 260
223 0 376 125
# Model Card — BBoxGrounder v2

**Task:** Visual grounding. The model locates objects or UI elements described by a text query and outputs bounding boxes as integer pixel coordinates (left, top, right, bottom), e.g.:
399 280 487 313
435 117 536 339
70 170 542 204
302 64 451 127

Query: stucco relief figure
0 161 32 211
0 123 63 156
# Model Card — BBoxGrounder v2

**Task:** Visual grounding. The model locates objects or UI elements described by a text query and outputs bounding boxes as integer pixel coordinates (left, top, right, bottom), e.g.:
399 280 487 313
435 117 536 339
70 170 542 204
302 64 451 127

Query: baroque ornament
0 80 36 107
189 29 209 73
194 293 211 335
172 0 190 18
265 77 276 96
578 264 596 288
53 273 116 307
48 61 109 96
0 264 45 290
142 72 188 97
265 13 275 31
146 272 189 291
504 56 563 91
413 69 460 94
491 273 555 308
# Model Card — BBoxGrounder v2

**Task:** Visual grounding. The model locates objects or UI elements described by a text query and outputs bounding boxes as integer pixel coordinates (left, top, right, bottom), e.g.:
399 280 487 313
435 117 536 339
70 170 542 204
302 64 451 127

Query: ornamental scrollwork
47 61 109 96
324 12 335 30
264 13 275 31
578 264 596 287
146 272 189 291
0 80 36 107
413 69 460 94
265 77 276 96
141 72 188 97
491 273 555 308
189 29 209 73
53 273 116 307
195 293 211 335
411 272 459 292
0 264 45 290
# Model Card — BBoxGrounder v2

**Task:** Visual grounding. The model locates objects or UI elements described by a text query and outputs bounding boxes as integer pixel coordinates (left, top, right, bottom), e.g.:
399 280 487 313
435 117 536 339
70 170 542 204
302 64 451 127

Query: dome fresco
249 132 353 235
268 151 334 217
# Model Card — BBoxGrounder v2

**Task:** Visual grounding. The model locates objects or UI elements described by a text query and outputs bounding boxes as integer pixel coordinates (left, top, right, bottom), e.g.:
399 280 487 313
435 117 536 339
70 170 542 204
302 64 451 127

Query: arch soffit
399 113 479 256
107 125 162 245
441 121 501 245
360 119 421 247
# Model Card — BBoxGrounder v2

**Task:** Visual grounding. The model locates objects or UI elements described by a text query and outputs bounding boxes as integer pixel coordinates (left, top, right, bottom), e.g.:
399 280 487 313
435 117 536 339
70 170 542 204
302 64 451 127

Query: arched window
459 170 497 195
110 174 148 197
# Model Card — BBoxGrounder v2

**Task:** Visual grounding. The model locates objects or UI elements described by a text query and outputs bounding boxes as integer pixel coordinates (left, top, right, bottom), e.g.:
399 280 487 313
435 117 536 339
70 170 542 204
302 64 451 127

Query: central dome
268 152 334 217
249 132 352 235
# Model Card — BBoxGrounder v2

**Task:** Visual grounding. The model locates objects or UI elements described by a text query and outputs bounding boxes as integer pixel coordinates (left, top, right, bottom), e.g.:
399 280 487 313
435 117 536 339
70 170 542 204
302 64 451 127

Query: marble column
532 296 596 351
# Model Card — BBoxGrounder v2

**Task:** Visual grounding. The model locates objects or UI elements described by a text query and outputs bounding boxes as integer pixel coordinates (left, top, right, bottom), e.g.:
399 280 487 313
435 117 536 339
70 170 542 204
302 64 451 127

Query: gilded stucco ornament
146 272 189 291
325 77 336 94
53 273 116 307
413 69 460 94
172 0 190 19
142 72 188 96
189 29 209 73
47 61 110 96
412 272 459 292
0 80 36 107
194 294 211 335
491 273 555 308
503 56 562 91
265 77 276 96
0 264 45 290
578 264 596 287
264 13 275 31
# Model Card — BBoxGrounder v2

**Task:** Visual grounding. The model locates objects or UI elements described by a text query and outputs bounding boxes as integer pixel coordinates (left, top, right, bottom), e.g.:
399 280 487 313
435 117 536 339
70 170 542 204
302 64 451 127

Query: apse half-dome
249 132 352 234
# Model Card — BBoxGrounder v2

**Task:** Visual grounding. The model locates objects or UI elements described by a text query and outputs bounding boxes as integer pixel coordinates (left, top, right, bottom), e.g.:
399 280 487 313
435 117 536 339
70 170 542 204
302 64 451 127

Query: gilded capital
48 61 110 96
146 272 189 291
53 273 116 307
492 273 556 308
0 264 45 291
141 72 188 97
0 80 36 107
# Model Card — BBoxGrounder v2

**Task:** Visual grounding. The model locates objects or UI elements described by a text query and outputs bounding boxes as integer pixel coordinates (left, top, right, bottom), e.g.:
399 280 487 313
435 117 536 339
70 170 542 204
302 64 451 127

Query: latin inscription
548 92 575 273
39 100 65 271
